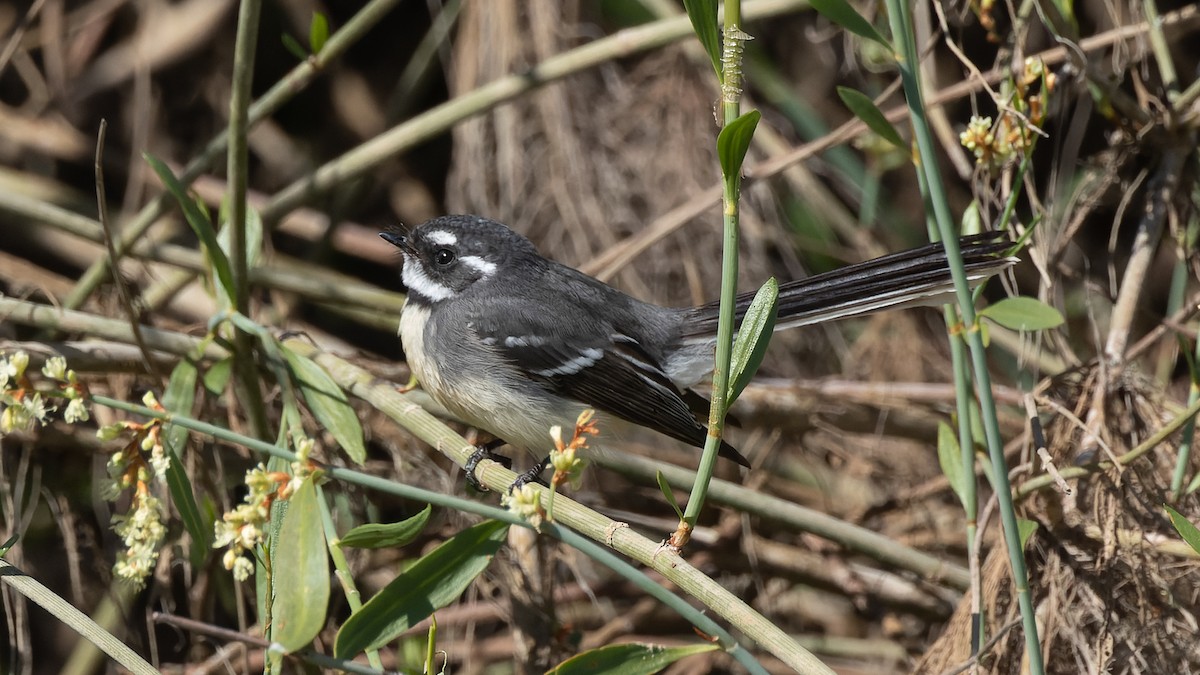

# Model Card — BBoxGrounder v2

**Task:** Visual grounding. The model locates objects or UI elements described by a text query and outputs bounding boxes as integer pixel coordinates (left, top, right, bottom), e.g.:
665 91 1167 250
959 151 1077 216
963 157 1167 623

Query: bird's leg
464 438 512 492
509 455 551 492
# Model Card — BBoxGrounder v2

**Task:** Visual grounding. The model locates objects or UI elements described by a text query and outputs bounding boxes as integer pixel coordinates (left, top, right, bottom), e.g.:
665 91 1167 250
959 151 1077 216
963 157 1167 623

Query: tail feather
681 232 1016 340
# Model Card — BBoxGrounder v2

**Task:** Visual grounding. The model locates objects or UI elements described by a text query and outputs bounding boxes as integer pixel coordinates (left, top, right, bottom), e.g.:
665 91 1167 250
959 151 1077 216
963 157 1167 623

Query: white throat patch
401 254 454 302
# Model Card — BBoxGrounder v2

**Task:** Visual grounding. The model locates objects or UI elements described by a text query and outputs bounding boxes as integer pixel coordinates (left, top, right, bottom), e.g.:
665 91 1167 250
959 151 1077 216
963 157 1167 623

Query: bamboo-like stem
226 0 269 444
883 4 1045 671
88 391 779 674
680 0 748 542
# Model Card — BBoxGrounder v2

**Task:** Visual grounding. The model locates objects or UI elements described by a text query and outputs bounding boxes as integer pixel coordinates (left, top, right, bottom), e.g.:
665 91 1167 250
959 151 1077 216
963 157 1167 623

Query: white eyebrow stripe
401 255 454 302
459 255 497 276
426 230 457 246
533 348 604 377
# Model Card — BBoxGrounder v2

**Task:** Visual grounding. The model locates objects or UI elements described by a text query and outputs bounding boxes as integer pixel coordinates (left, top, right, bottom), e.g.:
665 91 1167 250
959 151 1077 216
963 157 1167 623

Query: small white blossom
41 356 68 381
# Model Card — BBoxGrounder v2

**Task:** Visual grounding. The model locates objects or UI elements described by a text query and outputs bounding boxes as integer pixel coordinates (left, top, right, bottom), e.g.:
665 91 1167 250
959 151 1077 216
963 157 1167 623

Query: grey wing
468 305 749 466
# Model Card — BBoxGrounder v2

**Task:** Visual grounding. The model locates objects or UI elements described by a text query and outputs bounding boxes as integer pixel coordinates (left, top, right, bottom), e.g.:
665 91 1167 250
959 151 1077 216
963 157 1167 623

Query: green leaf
1017 518 1039 550
836 87 904 149
681 0 721 80
280 346 367 463
271 476 330 652
656 471 684 521
161 360 211 559
808 0 891 46
978 297 1064 331
202 357 233 396
338 505 432 549
145 154 235 296
717 110 761 179
547 642 720 674
937 422 968 510
960 201 982 235
1165 505 1200 555
281 33 308 61
213 205 264 310
0 533 18 556
334 520 508 658
727 277 778 403
309 12 329 54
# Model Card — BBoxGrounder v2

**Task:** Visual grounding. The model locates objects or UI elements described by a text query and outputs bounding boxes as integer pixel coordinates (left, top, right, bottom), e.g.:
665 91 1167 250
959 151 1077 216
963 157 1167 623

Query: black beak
379 231 406 249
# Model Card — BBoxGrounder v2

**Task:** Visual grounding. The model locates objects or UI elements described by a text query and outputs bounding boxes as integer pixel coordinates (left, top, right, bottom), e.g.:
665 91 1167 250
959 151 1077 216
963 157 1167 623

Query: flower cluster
96 392 173 586
213 461 308 581
503 483 545 529
1 352 89 434
548 409 597 490
960 58 1055 170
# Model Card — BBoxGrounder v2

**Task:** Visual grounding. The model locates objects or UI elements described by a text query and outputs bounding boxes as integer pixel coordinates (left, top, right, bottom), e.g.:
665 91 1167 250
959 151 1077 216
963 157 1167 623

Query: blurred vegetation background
2 0 1200 673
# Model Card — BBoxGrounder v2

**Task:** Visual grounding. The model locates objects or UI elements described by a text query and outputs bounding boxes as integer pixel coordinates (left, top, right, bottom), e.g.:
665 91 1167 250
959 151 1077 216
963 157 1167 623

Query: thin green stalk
63 0 405 310
681 0 745 536
947 309 982 651
226 0 269 444
86 394 776 673
883 4 1044 672
316 486 383 670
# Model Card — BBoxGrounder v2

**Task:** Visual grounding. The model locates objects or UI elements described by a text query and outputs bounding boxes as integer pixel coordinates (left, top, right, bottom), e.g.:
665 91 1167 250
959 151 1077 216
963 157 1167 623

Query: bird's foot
508 454 551 493
464 439 512 492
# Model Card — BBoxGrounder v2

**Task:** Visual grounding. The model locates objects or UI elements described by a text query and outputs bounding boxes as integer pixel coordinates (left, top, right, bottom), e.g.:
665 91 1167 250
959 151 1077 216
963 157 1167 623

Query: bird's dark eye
434 248 455 266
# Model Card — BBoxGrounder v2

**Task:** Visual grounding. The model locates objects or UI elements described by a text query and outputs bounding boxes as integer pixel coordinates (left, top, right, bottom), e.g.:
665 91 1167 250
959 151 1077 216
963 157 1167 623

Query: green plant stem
681 0 745 536
227 0 270 444
883 4 1044 672
87 393 783 674
316 486 383 670
62 0 405 310
946 306 982 651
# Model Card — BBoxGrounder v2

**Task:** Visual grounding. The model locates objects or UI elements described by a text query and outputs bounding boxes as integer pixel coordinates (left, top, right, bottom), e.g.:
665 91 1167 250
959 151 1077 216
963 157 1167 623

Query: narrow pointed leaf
1165 505 1200 555
334 520 508 658
202 357 233 396
978 297 1064 331
161 360 210 558
837 87 905 148
937 422 968 510
144 154 234 296
309 12 329 53
338 505 432 549
547 642 720 674
214 206 264 309
282 33 308 60
271 476 330 652
681 0 721 80
808 0 890 46
280 346 366 463
728 277 778 403
717 110 761 179
656 471 684 521
1016 518 1039 550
